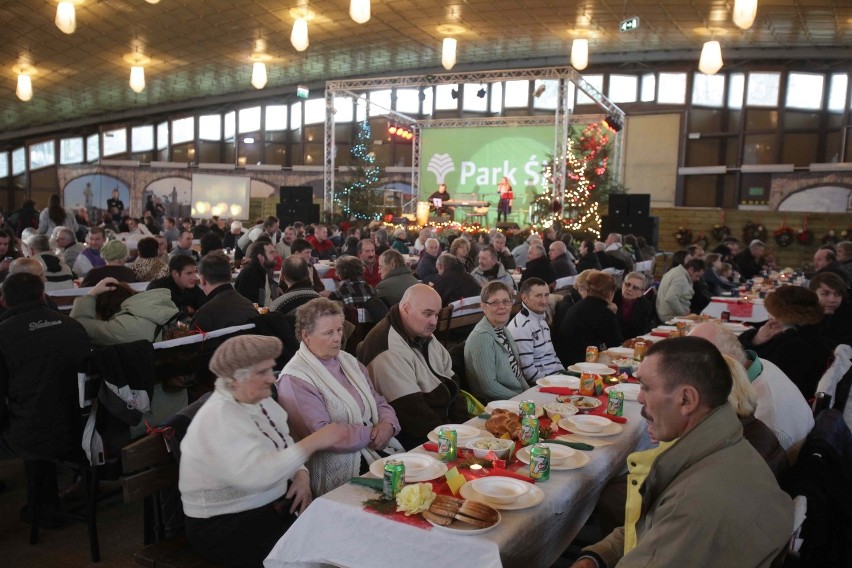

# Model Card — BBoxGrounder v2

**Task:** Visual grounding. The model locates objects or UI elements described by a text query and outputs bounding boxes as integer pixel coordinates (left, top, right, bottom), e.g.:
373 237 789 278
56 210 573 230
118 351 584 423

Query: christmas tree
532 121 623 237
337 119 383 221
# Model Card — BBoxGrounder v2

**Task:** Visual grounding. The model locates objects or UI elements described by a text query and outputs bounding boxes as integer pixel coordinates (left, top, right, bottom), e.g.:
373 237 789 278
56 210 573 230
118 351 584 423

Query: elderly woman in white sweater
179 335 347 567
277 298 401 497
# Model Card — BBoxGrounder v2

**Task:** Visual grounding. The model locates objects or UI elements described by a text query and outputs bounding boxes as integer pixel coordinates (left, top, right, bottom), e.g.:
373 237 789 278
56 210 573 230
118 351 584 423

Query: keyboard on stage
443 200 489 208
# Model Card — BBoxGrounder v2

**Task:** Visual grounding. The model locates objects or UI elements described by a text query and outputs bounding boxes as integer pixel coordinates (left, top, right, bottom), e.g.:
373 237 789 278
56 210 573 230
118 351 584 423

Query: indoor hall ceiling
1 0 851 139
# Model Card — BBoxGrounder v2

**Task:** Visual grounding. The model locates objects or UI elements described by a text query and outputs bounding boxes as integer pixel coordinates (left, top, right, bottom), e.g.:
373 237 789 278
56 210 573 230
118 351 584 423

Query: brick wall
649 207 852 270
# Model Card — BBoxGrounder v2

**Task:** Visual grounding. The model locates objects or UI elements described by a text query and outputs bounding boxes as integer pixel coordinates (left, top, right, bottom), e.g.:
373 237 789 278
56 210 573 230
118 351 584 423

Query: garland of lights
337 119 383 221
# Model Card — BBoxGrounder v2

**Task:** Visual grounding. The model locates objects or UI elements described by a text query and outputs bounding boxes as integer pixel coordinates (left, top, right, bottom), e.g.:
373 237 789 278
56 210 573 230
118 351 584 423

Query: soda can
519 415 540 446
529 444 551 481
632 340 648 363
579 372 596 396
721 310 731 322
519 400 536 418
607 390 625 417
585 345 599 363
382 459 405 500
437 427 457 462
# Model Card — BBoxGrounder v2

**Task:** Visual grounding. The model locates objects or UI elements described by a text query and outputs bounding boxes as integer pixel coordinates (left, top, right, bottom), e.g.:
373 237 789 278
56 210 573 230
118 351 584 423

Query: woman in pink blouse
277 298 401 496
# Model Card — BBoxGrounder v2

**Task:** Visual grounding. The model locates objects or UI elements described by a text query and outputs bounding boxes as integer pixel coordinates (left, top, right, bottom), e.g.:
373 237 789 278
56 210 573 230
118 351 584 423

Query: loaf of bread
423 495 499 528
485 408 522 439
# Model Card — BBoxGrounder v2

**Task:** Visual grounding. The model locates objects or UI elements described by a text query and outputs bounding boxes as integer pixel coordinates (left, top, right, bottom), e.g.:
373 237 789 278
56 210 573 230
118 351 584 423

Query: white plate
567 363 616 376
536 375 580 389
515 444 591 471
485 400 545 418
605 347 634 357
425 508 502 535
459 480 545 510
558 417 624 437
427 424 492 444
605 383 641 401
556 395 603 411
653 325 677 332
369 455 448 482
638 334 662 343
722 322 750 333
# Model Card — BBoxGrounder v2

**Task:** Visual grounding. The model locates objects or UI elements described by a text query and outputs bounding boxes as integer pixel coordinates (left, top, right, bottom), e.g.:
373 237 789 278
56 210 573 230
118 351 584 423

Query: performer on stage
497 177 513 223
429 184 454 217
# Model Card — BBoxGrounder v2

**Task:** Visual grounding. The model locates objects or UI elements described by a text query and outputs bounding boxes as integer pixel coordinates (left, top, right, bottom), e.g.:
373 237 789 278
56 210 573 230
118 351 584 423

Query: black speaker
608 194 629 217
279 186 314 206
601 216 659 246
628 194 651 217
276 203 319 226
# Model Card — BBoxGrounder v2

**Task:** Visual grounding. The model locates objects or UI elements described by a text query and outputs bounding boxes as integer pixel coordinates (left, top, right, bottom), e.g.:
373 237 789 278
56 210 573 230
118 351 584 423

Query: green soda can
382 459 405 500
519 400 536 418
529 443 551 481
519 415 540 446
607 389 625 417
437 427 457 462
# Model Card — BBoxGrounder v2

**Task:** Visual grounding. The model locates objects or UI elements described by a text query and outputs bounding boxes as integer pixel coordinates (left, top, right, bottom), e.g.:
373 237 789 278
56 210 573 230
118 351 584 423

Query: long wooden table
264 384 650 568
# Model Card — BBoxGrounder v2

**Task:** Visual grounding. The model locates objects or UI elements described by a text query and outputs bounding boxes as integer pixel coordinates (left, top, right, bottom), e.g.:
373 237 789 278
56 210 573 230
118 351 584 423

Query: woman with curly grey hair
277 298 401 496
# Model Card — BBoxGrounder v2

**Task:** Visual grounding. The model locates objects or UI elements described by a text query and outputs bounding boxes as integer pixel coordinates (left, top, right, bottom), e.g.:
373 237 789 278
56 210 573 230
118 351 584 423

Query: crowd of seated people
3 200 852 567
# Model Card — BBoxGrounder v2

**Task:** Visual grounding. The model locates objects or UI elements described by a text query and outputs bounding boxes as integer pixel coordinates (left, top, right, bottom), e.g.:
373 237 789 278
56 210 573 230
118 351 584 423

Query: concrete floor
0 458 141 568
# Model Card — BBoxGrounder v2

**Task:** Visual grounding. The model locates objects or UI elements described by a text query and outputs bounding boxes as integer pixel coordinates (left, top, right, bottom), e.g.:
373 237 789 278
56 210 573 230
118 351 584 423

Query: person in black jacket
192 253 258 333
576 240 602 272
234 240 280 307
0 273 91 518
556 271 623 366
519 244 556 288
733 240 766 280
738 285 831 400
613 271 654 340
809 272 852 350
147 255 207 317
434 253 482 306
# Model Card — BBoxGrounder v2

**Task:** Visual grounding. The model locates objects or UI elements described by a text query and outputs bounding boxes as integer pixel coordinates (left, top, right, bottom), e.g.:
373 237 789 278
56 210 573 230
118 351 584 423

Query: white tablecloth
701 298 769 323
265 386 650 568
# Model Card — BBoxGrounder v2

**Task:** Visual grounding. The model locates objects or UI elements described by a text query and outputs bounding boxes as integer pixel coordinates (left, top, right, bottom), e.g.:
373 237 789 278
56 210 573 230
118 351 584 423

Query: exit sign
620 17 640 32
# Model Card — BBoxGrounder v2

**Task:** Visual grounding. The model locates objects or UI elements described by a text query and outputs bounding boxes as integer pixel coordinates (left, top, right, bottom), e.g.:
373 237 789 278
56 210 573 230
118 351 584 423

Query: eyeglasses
623 283 644 291
484 299 513 307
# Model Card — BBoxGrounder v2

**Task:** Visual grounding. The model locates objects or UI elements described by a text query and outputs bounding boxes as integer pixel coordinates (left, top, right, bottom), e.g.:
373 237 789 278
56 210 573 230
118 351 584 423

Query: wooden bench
122 432 221 568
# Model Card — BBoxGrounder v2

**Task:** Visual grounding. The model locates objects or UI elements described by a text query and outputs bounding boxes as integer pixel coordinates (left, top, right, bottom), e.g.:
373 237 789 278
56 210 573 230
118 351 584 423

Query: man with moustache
574 337 792 568
234 241 280 307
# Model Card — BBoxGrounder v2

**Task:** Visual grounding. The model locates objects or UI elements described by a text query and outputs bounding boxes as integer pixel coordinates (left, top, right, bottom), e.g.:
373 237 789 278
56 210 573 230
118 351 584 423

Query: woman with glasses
613 271 655 339
464 282 530 403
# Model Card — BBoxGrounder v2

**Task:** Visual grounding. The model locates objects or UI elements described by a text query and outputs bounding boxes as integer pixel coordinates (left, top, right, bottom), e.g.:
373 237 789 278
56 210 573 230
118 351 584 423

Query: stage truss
324 66 625 217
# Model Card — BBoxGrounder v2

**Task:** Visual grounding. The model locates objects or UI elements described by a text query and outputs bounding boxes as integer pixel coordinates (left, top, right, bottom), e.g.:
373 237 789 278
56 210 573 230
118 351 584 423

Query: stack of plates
459 477 545 510
368 453 448 482
515 443 590 471
536 375 581 389
427 424 492 445
605 383 640 401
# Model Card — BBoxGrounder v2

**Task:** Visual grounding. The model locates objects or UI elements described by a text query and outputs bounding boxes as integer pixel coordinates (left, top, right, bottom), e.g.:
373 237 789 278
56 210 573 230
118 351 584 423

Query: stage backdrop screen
419 125 553 224
191 173 250 219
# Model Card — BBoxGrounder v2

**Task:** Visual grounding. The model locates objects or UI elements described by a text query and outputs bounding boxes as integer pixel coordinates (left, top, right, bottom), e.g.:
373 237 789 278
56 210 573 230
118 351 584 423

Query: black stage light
605 114 624 132
451 88 459 99
476 87 486 98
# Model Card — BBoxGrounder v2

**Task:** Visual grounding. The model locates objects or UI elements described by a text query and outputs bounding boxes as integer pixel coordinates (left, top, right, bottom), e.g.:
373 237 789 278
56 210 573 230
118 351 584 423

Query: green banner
419 125 554 225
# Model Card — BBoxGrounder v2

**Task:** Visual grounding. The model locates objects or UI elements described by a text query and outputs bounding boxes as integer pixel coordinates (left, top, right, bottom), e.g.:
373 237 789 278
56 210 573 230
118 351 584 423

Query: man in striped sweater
507 277 565 382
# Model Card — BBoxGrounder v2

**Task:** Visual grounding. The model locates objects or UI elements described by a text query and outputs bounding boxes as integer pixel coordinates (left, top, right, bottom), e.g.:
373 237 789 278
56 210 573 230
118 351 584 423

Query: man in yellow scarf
572 336 793 568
